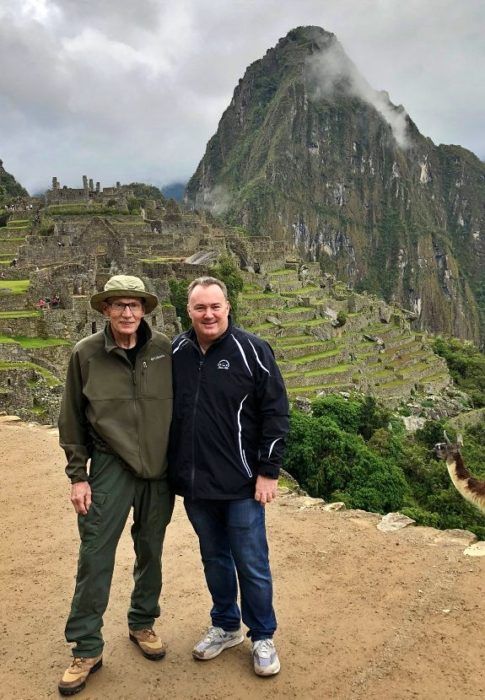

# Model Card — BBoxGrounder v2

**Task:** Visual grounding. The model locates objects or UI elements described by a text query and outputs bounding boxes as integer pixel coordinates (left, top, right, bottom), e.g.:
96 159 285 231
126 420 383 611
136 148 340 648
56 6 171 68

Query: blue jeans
184 498 277 641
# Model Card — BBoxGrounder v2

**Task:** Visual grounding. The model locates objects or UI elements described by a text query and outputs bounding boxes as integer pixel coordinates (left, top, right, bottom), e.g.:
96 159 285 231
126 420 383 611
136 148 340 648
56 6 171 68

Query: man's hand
70 481 92 515
254 475 278 505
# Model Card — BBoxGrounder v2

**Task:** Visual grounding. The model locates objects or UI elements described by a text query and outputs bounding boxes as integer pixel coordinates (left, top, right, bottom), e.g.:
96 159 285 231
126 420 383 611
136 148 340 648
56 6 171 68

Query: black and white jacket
168 322 289 500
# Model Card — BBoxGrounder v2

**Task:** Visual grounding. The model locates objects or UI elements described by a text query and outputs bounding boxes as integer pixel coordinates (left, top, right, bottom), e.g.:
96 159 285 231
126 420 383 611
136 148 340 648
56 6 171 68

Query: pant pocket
78 492 107 540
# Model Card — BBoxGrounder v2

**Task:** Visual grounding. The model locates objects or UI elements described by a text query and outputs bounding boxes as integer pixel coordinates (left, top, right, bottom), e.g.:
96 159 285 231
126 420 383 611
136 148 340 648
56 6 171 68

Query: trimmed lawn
0 279 30 294
0 310 41 318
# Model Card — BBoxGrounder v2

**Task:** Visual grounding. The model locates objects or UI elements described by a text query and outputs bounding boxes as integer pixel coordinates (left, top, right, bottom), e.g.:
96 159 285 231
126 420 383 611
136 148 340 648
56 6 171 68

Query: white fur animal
434 433 485 514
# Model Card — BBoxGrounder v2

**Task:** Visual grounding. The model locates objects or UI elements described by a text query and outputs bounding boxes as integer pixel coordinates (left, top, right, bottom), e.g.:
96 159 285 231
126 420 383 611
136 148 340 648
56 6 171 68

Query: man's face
187 284 230 348
102 297 145 340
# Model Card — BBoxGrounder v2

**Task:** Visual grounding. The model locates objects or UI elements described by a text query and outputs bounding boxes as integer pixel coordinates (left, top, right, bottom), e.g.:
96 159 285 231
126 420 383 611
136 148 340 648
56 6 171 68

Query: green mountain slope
0 159 28 205
186 26 485 346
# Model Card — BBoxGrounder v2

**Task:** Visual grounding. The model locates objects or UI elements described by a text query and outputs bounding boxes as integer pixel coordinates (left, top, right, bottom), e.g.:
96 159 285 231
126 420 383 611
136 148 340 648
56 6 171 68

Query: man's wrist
257 469 279 479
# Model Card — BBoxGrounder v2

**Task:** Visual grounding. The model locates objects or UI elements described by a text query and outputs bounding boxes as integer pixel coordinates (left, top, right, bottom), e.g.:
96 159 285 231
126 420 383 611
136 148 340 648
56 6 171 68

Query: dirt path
1 419 484 700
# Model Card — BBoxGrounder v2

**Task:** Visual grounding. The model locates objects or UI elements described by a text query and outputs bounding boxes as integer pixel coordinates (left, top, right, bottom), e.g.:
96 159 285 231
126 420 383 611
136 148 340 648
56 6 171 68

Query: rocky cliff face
186 27 485 346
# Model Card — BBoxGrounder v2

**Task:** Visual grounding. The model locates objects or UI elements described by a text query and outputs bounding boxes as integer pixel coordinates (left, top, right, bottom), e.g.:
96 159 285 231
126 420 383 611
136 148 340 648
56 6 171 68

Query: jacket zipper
190 354 204 498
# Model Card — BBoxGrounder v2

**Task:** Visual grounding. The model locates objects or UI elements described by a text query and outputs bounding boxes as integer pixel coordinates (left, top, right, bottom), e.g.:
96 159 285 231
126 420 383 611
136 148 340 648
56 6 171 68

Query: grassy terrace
0 361 62 386
286 381 353 396
281 349 341 365
274 338 335 351
250 316 333 333
281 284 320 295
283 363 352 379
0 280 30 294
242 305 314 319
242 292 280 300
0 310 41 319
0 335 70 348
268 269 299 276
46 204 129 216
139 257 186 263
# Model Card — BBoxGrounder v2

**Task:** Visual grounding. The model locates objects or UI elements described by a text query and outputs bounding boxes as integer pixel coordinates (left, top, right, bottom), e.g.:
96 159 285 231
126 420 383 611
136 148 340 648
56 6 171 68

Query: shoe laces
253 639 274 658
203 626 225 643
69 657 93 670
139 628 156 640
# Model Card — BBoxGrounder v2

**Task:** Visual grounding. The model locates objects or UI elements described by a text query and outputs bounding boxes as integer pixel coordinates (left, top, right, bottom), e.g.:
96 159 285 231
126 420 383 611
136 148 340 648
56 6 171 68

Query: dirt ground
1 419 484 700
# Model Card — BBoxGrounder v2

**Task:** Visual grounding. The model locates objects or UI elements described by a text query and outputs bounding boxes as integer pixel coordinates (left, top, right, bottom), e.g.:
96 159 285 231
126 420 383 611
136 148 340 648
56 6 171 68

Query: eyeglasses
108 301 144 313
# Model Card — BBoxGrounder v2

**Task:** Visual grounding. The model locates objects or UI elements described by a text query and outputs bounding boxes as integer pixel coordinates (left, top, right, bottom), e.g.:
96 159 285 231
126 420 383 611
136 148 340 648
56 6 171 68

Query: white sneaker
192 626 244 660
252 638 280 676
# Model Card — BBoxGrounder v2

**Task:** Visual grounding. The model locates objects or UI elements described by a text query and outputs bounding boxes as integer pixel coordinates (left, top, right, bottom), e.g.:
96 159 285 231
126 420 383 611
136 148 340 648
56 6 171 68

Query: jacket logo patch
217 359 230 370
150 354 165 361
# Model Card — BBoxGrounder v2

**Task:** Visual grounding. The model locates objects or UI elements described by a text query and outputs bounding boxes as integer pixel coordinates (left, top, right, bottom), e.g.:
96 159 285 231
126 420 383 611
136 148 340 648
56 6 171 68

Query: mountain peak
186 29 485 345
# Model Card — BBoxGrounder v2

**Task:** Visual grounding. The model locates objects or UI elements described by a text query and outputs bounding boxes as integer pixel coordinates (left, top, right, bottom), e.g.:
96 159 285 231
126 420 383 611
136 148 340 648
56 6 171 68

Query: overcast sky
1 0 483 194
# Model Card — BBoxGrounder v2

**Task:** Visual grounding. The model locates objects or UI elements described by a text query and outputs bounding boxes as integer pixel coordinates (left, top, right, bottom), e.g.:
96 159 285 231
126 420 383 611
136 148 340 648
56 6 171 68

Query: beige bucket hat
90 275 158 314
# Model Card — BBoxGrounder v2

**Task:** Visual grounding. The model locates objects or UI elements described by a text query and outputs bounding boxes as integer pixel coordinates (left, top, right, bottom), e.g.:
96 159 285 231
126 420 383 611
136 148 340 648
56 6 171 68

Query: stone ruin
46 175 135 208
0 192 293 421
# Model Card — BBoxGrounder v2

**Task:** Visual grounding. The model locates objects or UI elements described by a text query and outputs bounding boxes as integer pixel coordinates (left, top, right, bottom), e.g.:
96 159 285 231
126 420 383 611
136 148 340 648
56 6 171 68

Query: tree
209 255 244 322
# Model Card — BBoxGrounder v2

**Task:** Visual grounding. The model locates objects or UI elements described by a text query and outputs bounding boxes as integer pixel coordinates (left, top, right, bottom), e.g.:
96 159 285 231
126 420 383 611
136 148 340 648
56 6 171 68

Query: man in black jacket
169 276 289 676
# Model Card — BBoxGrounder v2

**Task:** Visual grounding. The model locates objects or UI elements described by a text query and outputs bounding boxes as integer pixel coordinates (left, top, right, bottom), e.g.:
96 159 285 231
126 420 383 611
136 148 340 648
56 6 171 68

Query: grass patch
0 361 61 386
138 257 185 263
284 364 352 379
0 279 30 294
242 292 280 300
31 405 48 416
268 269 298 276
0 334 70 348
288 349 341 365
46 204 129 216
0 310 41 319
286 381 353 395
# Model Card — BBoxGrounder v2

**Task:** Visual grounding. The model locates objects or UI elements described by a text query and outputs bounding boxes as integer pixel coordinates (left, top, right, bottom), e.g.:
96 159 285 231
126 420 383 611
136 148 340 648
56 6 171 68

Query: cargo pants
65 450 174 658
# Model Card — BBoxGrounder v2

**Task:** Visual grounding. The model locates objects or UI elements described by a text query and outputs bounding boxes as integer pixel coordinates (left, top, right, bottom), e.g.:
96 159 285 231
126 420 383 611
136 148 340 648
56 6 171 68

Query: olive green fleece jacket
59 319 172 483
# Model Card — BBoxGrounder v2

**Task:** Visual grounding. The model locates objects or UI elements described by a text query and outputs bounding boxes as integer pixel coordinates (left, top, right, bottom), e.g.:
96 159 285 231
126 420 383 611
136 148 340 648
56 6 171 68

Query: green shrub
284 394 485 539
169 278 190 330
432 336 485 407
336 310 347 326
283 410 408 512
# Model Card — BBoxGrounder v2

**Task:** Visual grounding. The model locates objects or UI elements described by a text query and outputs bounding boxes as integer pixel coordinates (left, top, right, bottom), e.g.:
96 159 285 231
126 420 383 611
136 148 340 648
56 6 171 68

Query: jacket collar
103 317 151 353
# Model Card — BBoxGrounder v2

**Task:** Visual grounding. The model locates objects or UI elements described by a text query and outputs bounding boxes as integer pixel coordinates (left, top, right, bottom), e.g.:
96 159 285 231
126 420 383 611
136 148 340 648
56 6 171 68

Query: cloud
306 39 410 149
0 1 483 194
194 184 234 216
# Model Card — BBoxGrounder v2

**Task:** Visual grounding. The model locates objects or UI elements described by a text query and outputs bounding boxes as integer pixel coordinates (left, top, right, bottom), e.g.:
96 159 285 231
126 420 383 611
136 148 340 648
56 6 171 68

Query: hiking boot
129 628 167 660
58 655 102 696
252 639 280 676
192 625 244 660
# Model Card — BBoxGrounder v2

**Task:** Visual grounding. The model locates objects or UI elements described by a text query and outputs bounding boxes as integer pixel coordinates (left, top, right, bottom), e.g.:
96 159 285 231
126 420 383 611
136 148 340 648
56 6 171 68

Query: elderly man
58 275 173 696
169 276 289 677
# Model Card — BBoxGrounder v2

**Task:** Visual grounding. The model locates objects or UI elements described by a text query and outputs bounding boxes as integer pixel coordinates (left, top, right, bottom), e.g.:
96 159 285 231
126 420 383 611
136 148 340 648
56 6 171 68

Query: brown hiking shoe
58 655 102 696
129 628 167 660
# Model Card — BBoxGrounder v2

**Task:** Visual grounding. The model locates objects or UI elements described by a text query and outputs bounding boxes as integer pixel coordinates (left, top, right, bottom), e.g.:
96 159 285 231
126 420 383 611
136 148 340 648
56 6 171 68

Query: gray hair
187 276 228 302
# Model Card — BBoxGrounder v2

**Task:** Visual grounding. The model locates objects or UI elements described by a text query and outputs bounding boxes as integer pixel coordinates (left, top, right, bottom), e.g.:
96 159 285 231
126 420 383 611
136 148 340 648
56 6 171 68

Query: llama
434 432 485 514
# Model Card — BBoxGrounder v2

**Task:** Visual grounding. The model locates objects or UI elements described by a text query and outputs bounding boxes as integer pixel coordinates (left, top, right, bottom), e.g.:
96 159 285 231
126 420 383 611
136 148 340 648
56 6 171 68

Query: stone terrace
0 203 455 421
